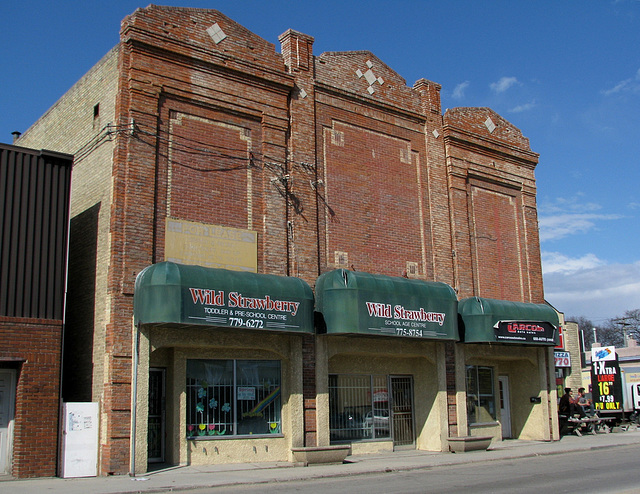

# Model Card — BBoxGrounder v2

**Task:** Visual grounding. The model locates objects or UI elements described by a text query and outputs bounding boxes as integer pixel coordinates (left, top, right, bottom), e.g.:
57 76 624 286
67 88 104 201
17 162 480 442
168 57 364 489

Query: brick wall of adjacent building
14 5 547 475
563 321 584 392
0 317 63 477
0 143 71 478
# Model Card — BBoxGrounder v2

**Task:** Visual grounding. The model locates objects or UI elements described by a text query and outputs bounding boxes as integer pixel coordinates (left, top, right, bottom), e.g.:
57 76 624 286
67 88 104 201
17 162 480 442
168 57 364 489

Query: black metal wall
0 143 73 320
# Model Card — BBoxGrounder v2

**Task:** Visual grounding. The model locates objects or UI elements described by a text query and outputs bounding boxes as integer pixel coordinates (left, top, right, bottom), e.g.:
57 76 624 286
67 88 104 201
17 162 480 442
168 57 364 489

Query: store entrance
390 376 414 449
0 369 16 475
148 368 166 463
498 375 512 439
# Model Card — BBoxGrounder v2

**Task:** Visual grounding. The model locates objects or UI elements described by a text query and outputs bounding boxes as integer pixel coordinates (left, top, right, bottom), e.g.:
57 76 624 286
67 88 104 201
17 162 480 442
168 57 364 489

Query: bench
559 414 615 436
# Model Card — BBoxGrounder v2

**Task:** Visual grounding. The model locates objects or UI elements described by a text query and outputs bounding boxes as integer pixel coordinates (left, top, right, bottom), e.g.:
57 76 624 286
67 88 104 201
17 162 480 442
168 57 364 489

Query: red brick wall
445 342 458 437
152 99 273 267
443 108 544 303
468 180 526 300
0 317 62 478
322 121 424 274
166 113 260 228
279 30 321 282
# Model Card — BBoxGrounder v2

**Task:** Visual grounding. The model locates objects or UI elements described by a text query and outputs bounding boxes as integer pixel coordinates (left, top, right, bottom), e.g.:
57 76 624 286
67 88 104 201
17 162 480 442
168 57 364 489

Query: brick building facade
16 6 557 476
0 144 73 477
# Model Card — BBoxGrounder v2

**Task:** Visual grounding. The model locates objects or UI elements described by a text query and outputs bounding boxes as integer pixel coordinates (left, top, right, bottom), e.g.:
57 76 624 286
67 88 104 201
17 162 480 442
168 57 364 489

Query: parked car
362 408 390 437
330 406 367 440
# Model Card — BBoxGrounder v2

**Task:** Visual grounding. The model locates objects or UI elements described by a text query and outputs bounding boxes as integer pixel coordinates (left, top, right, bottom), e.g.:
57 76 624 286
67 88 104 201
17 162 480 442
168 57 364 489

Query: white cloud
541 252 605 274
509 100 536 113
539 194 601 215
543 260 640 321
452 81 470 99
538 213 621 242
601 68 640 96
490 76 519 94
538 195 622 242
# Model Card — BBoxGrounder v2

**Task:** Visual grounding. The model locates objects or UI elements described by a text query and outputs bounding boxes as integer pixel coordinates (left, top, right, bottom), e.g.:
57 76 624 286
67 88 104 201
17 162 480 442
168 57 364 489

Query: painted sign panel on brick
165 218 257 272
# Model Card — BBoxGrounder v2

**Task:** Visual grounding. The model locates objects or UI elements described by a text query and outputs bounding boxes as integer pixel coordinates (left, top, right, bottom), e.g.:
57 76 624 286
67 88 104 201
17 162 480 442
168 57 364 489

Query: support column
302 333 317 446
445 341 458 437
315 335 330 446
131 326 150 475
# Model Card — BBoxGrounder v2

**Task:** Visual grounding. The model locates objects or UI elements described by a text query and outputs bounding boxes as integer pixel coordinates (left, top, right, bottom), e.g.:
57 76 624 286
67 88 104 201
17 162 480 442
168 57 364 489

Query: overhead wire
70 120 335 218
74 122 336 221
74 121 314 173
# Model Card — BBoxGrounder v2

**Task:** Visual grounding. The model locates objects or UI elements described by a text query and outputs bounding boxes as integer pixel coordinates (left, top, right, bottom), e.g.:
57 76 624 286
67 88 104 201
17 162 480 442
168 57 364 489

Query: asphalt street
2 427 639 494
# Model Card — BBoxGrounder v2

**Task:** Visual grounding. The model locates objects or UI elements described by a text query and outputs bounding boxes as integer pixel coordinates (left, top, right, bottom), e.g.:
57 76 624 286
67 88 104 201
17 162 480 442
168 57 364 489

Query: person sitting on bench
575 387 593 416
559 388 586 418
559 388 572 415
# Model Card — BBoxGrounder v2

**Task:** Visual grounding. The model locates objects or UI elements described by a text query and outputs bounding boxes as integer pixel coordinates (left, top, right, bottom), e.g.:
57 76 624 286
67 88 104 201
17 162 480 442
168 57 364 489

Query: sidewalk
3 427 640 494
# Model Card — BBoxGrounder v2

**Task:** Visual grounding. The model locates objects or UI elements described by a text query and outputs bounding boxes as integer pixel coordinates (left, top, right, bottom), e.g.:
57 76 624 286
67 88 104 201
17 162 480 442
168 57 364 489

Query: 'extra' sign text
591 350 622 412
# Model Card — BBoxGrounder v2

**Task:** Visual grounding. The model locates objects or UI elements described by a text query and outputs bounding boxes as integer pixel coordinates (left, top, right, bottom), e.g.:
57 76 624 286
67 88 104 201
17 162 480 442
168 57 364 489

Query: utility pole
613 318 632 347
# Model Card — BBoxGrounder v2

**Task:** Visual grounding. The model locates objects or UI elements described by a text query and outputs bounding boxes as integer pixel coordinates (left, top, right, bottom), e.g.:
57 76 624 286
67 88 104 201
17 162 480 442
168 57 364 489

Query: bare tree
596 319 625 347
568 315 627 349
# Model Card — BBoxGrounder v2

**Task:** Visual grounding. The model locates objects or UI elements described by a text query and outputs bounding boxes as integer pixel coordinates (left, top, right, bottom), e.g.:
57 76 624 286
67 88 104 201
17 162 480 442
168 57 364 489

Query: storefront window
186 360 281 438
466 365 496 424
329 374 391 442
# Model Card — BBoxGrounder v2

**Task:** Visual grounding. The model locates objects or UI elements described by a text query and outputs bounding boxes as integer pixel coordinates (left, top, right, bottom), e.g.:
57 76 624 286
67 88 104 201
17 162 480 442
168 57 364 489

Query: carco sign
494 320 556 344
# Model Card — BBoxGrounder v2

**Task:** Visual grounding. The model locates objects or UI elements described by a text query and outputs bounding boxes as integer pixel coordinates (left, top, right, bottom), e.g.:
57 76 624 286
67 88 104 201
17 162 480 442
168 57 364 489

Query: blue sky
2 1 639 323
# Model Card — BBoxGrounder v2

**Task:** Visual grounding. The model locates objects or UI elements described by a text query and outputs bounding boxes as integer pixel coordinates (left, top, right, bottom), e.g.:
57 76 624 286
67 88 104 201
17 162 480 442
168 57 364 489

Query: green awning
134 262 314 333
315 269 458 340
458 297 559 345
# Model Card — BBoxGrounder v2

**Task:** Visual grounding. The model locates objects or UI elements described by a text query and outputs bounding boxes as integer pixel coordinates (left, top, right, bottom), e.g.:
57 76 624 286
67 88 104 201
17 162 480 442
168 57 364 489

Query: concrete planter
448 436 492 453
291 445 350 466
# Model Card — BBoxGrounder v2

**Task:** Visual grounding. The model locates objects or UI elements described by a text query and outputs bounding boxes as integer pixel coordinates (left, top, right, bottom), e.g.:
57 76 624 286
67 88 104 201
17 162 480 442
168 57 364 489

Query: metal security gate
390 376 415 449
148 368 165 463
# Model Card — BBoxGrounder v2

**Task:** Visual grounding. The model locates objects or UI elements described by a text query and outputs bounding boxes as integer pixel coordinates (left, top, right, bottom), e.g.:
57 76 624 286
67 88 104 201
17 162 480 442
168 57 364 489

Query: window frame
186 359 282 440
465 365 497 424
328 373 391 443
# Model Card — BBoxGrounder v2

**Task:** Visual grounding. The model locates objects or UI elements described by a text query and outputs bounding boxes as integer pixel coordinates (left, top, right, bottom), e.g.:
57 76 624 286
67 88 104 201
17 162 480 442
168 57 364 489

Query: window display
186 359 281 437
